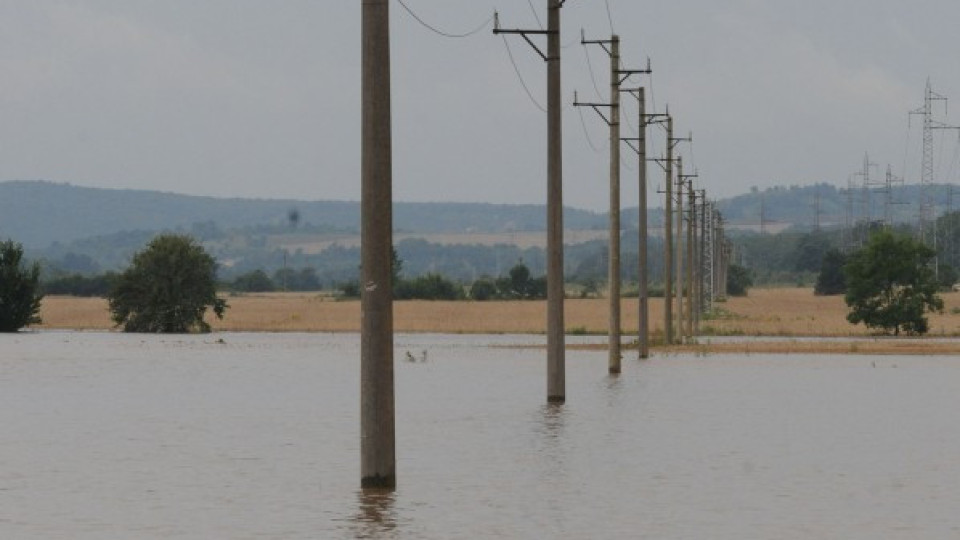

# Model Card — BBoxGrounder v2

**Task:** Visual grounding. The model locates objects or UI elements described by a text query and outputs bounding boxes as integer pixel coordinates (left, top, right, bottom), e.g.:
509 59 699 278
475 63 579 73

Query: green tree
0 240 43 332
469 278 497 300
232 269 275 292
508 262 532 297
726 264 753 297
844 230 942 335
793 231 831 273
108 234 227 333
42 272 118 297
395 273 463 300
814 248 847 296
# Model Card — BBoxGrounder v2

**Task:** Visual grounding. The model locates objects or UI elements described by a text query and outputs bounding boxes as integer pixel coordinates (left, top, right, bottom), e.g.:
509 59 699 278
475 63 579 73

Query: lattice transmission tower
910 79 960 245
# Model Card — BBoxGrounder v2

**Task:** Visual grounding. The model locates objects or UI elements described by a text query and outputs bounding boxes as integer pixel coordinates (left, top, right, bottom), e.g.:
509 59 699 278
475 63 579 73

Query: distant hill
0 181 607 248
715 182 947 231
3 179 952 249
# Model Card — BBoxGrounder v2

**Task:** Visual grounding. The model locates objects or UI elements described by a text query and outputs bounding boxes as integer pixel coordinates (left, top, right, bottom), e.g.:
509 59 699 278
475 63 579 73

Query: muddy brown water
2 332 960 539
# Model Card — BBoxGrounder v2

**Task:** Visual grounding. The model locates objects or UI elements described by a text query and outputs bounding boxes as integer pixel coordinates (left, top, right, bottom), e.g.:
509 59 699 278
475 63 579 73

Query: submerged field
36 288 960 353
8 332 960 538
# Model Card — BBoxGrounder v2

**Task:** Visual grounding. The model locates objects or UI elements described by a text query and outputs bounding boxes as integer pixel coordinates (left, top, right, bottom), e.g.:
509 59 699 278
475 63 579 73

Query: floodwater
3 332 960 539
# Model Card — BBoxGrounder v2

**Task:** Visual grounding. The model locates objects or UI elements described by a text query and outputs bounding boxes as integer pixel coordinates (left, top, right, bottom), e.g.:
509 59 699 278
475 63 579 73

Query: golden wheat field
38 287 960 345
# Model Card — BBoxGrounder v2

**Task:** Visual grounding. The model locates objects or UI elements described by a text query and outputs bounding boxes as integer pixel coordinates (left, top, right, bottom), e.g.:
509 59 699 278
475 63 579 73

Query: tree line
2 214 953 335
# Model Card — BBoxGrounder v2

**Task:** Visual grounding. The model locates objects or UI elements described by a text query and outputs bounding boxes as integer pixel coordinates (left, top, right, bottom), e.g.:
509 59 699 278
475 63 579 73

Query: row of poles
360 0 731 490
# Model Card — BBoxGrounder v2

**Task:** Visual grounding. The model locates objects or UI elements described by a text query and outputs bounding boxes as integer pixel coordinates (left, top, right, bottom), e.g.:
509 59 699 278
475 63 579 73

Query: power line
395 0 493 38
501 35 546 113
583 44 603 99
577 105 603 153
526 0 543 30
901 115 912 182
604 0 616 34
620 96 638 136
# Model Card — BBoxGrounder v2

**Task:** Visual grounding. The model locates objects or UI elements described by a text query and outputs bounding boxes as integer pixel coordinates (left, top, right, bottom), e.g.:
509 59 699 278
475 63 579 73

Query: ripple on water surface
2 331 960 539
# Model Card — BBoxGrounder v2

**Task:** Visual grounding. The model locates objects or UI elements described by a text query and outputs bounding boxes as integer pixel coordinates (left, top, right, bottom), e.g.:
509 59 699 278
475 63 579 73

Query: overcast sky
1 1 959 211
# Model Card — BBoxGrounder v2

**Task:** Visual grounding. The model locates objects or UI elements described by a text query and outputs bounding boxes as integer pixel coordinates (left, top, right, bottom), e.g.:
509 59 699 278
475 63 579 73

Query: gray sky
1 1 959 211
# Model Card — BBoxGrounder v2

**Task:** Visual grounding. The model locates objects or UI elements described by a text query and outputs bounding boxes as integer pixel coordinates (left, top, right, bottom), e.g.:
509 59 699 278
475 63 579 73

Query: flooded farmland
3 331 960 539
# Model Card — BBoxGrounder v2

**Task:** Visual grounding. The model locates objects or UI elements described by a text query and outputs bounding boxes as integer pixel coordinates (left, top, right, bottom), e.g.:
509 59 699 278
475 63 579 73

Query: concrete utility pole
608 37 621 373
696 191 708 332
663 124 691 344
545 0 564 400
360 0 395 490
622 79 654 359
635 87 649 359
675 163 698 341
664 115 674 344
675 157 684 342
577 34 646 373
648 112 682 344
495 0 566 401
685 182 696 338
713 212 726 301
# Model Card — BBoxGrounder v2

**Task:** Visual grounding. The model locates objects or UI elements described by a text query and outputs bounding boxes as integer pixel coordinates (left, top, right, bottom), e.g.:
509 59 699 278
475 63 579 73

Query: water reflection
604 372 624 409
537 402 566 442
351 489 398 539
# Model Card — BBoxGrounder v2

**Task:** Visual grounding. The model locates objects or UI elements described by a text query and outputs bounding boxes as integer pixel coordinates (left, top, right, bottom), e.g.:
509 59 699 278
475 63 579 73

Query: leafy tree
43 272 118 297
0 240 43 331
844 230 942 335
273 267 321 291
508 262 532 297
469 278 497 300
726 264 753 297
793 231 831 273
814 248 847 295
395 273 463 300
231 269 275 292
108 234 227 333
338 281 360 298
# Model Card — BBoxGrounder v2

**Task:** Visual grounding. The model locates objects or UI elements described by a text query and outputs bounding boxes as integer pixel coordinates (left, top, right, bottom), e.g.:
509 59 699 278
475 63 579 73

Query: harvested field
35 288 960 354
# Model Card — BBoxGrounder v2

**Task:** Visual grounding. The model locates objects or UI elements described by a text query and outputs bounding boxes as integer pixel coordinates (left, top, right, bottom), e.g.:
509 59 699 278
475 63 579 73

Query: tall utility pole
645 110 671 346
577 34 647 372
854 152 878 244
702 201 714 316
623 79 655 359
883 165 905 227
674 157 684 341
911 79 960 245
714 214 726 300
361 0 395 490
685 182 696 338
654 117 690 344
696 190 708 332
495 0 566 402
664 114 675 345
678 168 698 341
607 36 621 373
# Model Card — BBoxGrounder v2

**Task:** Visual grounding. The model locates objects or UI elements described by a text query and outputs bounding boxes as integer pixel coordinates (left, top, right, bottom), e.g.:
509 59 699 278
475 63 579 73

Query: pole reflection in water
352 489 398 539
